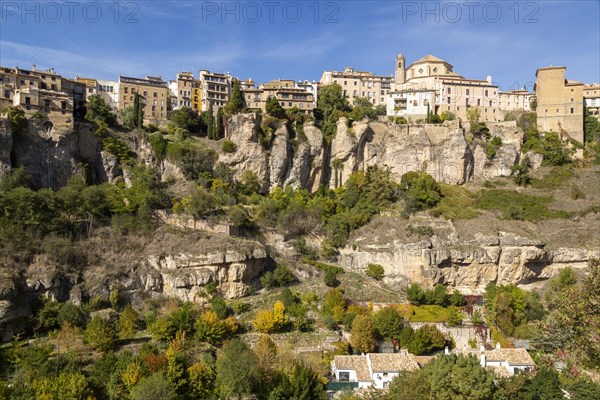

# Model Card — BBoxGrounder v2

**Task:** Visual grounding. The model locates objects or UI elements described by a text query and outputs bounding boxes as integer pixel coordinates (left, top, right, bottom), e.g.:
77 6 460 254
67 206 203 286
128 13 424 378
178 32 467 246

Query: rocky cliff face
220 115 526 192
0 228 270 341
340 218 599 294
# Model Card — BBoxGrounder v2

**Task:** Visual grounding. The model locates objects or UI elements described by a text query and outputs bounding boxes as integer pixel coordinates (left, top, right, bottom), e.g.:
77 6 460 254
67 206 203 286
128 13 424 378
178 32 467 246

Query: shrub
84 316 118 352
253 301 289 333
260 264 295 288
365 263 384 280
324 270 339 287
221 140 237 153
148 132 167 161
447 306 463 326
407 224 434 237
400 171 442 211
476 189 570 221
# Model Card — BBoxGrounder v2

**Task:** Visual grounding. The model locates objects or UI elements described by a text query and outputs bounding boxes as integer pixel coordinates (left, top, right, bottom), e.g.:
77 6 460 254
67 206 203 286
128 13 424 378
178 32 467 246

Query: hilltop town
2 53 599 142
0 53 599 399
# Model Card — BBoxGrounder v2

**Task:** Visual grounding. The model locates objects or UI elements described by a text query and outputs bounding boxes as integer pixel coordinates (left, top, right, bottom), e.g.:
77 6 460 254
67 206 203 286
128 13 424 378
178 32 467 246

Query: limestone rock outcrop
340 228 599 294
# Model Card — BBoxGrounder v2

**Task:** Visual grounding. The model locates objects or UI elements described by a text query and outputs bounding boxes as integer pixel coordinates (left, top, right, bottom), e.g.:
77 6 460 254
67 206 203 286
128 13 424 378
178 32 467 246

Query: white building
458 344 535 377
331 352 420 390
97 79 119 109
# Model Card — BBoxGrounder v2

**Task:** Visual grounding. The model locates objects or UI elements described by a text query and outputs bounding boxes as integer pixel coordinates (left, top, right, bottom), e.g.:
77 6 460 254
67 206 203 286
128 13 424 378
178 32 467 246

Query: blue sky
1 0 598 92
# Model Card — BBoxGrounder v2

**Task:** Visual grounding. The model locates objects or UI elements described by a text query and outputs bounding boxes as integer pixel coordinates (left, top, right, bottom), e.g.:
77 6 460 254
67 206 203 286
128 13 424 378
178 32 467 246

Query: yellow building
583 83 600 119
535 66 584 143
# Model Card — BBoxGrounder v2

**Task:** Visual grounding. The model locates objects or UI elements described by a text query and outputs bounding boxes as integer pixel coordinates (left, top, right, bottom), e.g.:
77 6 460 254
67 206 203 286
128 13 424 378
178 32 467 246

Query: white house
331 352 421 390
458 344 535 377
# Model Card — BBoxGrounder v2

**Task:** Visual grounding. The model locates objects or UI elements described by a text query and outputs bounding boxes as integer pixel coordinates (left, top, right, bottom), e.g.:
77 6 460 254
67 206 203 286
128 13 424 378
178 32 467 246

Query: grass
429 183 479 220
395 304 452 323
476 189 571 221
531 166 574 190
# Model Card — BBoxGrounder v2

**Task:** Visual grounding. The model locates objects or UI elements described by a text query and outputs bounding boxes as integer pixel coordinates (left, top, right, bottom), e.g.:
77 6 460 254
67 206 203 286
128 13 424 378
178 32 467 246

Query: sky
1 0 599 92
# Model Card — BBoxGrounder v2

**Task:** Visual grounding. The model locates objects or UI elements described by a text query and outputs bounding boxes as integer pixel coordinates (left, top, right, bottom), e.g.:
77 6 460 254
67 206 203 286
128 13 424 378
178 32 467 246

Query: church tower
395 54 406 85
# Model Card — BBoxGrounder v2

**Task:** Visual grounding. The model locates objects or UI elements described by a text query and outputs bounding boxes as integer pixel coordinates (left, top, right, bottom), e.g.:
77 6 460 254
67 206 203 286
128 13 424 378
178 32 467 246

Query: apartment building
75 77 119 110
119 75 169 123
387 54 503 122
169 72 201 112
320 67 393 106
498 89 534 112
535 66 584 142
199 70 231 111
241 79 315 116
0 66 86 122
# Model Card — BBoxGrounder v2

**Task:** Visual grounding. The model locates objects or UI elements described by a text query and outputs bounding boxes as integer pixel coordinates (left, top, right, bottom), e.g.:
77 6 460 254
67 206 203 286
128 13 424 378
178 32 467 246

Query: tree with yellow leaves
253 301 290 334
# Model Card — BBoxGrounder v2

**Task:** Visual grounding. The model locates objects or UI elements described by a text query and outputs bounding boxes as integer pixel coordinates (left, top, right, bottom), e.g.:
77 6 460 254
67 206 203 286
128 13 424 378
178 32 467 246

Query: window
477 99 481 106
447 97 451 103
485 90 488 96
25 97 30 105
4 90 9 98
448 88 451 94
466 89 470 95
300 103 303 108
124 87 128 93
154 91 158 97
344 81 347 85
489 100 492 107
418 68 424 73
289 102 292 107
433 67 438 73
339 372 350 382
571 98 574 102
354 81 357 86
571 108 574 113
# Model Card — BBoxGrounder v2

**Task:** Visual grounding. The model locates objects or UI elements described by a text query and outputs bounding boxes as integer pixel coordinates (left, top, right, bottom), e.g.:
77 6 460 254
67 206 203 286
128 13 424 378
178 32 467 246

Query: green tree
121 105 137 129
5 106 28 135
428 354 495 399
85 94 117 126
365 263 384 280
316 83 350 139
266 96 286 118
447 306 463 326
131 373 177 400
133 93 144 128
84 316 117 352
195 310 227 345
511 156 532 186
216 339 262 399
449 290 466 306
225 79 245 115
271 363 326 400
169 107 200 133
374 307 404 340
188 358 217 400
350 314 376 353
118 305 139 339
32 371 92 400
407 325 446 355
407 283 425 305
400 171 442 211
524 367 563 400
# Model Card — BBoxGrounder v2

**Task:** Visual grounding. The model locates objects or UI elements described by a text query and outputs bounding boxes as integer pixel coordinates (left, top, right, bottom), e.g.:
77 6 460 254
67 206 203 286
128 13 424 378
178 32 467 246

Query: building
388 54 504 122
535 66 584 143
330 352 420 390
584 83 600 118
320 67 393 107
240 79 316 116
76 77 99 100
296 80 319 105
458 344 535 377
498 89 534 113
199 70 232 111
169 72 201 112
0 66 86 122
97 80 120 109
118 75 169 124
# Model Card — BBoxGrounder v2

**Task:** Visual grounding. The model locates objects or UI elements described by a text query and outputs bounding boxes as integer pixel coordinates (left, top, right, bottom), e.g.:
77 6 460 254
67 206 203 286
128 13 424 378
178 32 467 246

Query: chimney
496 343 501 349
32 64 36 71
444 346 449 355
487 75 492 84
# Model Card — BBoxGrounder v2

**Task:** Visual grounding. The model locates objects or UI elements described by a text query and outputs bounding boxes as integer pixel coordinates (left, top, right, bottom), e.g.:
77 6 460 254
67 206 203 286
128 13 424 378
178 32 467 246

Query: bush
400 171 442 211
365 263 384 280
407 224 434 237
84 316 117 352
324 270 339 287
148 132 167 161
221 140 237 153
260 264 296 289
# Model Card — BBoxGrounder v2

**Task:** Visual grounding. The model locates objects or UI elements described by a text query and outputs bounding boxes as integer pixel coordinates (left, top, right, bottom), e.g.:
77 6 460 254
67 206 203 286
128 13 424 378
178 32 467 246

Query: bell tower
395 54 406 85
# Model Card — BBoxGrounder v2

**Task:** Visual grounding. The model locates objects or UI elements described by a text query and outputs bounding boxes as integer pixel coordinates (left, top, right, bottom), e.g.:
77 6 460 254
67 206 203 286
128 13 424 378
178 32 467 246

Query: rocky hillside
0 112 598 341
